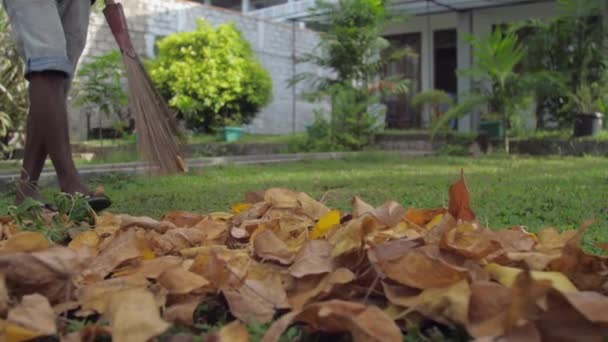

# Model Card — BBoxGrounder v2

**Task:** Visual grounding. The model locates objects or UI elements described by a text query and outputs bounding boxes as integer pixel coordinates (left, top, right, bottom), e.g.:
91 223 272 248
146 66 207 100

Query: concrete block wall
71 0 322 140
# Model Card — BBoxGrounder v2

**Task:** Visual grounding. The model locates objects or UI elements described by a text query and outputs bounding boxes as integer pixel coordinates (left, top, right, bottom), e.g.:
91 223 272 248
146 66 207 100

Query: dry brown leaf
289 268 355 310
373 245 468 289
0 274 7 315
262 300 402 342
536 228 577 253
289 240 334 278
495 227 537 253
405 208 447 227
383 280 469 325
424 212 458 245
329 216 381 257
352 196 374 218
7 294 56 336
0 247 91 303
162 211 205 227
190 247 250 288
158 267 210 294
208 320 251 342
441 224 501 259
194 218 228 243
222 265 290 324
2 232 50 253
164 301 200 325
147 227 207 255
264 188 300 208
84 229 142 279
369 201 406 228
113 255 183 279
414 280 470 325
468 281 511 338
536 290 608 342
105 288 170 342
448 171 476 222
297 192 331 220
252 229 295 265
506 252 561 271
505 271 553 332
78 274 149 315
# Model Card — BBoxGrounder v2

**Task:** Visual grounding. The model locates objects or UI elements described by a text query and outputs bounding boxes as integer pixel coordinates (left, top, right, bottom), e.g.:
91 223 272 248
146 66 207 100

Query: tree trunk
503 115 509 154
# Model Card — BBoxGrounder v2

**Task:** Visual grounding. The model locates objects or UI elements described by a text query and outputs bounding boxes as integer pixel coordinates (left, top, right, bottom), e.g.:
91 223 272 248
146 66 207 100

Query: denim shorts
2 0 91 78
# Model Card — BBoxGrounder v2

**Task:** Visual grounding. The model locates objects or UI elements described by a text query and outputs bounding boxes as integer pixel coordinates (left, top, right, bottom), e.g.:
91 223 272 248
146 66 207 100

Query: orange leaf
448 170 476 221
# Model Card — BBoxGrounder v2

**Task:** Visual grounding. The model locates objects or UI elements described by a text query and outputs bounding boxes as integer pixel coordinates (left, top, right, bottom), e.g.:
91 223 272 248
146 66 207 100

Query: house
75 0 570 139
246 0 562 132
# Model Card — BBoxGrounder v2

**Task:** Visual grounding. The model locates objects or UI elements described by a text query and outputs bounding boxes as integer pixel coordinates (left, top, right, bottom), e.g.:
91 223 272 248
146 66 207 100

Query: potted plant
566 80 605 137
478 112 505 139
221 115 244 143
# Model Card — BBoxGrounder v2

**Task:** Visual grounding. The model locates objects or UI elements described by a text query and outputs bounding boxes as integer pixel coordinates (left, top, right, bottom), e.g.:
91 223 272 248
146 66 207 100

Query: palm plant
432 29 555 153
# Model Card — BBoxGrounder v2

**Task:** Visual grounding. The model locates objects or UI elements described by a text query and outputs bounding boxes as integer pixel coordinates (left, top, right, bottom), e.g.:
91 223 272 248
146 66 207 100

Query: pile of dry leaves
0 172 607 342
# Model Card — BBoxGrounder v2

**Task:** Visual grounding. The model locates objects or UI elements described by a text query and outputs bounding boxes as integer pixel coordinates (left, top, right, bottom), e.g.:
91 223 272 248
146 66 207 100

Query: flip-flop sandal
85 193 112 212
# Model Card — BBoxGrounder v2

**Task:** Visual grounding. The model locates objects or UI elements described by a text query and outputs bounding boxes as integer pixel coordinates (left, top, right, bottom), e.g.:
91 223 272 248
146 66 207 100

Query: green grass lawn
2 153 607 249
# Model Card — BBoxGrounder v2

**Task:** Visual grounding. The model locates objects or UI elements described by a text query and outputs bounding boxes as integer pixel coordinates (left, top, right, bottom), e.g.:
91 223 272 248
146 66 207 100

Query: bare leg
19 71 90 199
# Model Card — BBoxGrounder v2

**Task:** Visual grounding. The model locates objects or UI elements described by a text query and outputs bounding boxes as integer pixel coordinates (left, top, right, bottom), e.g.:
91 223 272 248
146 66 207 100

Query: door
383 33 421 129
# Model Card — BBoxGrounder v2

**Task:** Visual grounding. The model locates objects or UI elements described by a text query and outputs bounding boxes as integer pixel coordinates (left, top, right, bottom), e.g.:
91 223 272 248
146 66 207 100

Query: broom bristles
122 56 186 174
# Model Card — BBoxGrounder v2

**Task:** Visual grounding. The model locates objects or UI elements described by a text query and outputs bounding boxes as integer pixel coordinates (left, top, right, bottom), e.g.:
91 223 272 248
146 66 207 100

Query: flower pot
573 112 603 137
478 120 504 139
223 127 244 143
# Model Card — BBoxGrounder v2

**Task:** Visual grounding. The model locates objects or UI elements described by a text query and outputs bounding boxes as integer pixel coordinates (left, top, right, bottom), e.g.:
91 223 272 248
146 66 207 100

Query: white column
242 0 250 13
456 10 473 132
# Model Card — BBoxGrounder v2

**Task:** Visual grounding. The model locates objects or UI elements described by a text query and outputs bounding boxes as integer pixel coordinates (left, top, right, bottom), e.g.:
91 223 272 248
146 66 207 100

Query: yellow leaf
310 210 341 240
3 232 50 253
209 212 233 221
0 319 41 342
140 246 156 260
426 214 444 229
68 231 100 250
485 263 578 293
232 203 252 214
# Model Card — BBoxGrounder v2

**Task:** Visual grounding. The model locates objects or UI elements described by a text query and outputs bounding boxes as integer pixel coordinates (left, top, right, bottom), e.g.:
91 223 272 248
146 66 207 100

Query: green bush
74 51 128 138
303 84 384 151
147 20 272 132
0 9 28 155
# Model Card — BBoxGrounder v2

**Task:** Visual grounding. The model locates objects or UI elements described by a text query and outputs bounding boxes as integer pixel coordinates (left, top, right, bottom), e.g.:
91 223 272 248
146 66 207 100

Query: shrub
74 51 128 139
0 9 28 156
148 20 272 132
293 0 409 151
304 84 384 151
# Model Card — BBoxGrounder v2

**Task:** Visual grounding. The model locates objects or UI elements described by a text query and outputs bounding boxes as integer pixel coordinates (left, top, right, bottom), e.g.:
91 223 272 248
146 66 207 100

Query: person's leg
3 0 89 202
28 71 90 195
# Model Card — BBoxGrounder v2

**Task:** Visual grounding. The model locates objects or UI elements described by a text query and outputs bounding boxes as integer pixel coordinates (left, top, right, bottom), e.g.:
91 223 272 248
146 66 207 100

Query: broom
103 0 187 174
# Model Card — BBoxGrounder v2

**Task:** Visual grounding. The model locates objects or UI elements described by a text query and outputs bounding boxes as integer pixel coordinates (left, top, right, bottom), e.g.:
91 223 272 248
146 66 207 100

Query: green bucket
223 127 244 143
478 120 504 138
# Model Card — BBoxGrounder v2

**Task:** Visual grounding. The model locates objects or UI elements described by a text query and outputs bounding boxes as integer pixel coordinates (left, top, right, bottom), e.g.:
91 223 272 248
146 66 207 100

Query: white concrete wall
70 0 321 140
